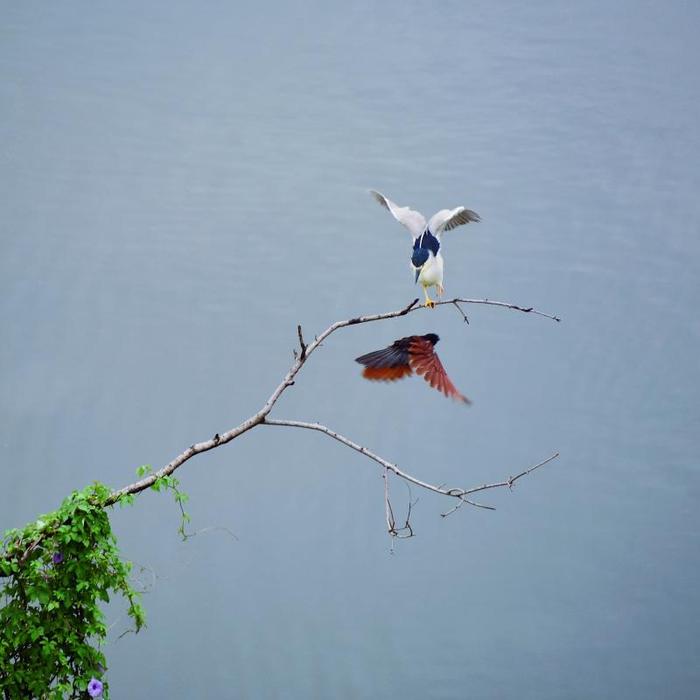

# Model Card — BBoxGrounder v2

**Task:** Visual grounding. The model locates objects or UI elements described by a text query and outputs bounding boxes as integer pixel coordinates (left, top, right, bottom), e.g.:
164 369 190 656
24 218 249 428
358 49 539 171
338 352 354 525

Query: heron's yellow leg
423 285 435 308
437 284 444 298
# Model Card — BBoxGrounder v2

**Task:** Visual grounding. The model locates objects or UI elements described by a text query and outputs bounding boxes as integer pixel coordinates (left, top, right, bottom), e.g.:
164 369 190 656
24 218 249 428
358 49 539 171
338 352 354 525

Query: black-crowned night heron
370 190 481 308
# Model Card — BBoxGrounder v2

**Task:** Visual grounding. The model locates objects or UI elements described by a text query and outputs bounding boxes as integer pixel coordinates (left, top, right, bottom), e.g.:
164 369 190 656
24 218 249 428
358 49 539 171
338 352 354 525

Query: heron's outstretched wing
355 337 413 381
428 207 481 237
408 336 471 404
370 190 427 239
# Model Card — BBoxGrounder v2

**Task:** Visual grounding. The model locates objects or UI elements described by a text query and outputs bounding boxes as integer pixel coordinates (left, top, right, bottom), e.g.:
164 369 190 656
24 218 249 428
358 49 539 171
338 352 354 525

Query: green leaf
136 464 152 477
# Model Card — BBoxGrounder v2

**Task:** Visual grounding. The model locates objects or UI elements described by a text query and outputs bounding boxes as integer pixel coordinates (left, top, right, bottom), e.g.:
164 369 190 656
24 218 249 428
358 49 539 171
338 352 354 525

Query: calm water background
2 1 699 698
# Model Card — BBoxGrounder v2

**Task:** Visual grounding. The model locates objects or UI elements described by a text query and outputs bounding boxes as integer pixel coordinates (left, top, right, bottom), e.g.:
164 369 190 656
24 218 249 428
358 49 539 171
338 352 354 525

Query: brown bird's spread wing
408 336 471 404
355 337 414 382
355 334 470 403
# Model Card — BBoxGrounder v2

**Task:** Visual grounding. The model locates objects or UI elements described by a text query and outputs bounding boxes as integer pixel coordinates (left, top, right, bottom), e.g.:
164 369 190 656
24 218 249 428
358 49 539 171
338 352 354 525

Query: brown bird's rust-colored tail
361 365 413 381
355 334 470 404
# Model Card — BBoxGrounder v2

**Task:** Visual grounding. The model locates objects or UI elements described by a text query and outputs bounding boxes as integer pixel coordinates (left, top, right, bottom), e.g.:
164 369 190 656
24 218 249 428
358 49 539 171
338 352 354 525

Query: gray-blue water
2 1 699 697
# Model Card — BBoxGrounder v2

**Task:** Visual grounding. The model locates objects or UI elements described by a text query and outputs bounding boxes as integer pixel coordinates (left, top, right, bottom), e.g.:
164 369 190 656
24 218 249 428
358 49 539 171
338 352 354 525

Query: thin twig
184 526 239 541
264 419 558 515
383 469 415 547
460 452 560 496
438 298 561 322
452 300 469 324
297 325 307 360
383 468 393 534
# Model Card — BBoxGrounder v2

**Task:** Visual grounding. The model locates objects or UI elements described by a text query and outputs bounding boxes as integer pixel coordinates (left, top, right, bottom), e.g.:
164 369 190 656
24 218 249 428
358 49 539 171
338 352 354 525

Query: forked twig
264 419 559 529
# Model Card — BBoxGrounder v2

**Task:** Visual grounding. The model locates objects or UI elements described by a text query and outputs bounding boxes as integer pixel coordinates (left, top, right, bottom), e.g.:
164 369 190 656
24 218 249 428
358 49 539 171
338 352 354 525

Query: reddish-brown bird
355 333 470 404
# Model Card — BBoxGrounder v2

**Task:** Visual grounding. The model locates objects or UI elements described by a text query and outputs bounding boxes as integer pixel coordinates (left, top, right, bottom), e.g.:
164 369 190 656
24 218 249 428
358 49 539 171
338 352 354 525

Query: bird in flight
369 190 480 308
355 333 470 404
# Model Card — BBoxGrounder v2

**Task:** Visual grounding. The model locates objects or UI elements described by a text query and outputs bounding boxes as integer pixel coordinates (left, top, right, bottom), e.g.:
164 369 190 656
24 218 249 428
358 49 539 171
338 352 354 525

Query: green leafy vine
0 471 189 699
136 466 191 540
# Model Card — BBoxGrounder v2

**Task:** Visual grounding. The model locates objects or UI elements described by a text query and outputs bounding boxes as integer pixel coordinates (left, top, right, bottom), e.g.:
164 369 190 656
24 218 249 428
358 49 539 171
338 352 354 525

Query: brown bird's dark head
355 334 470 404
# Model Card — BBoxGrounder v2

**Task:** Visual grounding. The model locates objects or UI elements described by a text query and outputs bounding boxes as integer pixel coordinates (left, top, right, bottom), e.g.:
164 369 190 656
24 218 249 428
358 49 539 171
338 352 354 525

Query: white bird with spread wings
369 190 481 307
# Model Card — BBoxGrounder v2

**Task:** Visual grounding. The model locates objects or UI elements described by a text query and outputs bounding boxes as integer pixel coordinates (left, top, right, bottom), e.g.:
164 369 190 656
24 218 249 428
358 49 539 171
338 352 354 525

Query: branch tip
296 324 307 360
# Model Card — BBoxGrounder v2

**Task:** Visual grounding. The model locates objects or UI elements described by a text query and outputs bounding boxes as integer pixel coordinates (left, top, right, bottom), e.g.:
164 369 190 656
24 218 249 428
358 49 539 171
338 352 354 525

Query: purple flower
87 678 103 698
52 552 64 565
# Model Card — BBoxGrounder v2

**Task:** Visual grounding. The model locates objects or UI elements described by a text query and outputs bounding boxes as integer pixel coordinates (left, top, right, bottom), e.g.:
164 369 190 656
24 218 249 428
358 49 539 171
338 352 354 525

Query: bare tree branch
106 295 557 504
263 419 559 523
2 295 560 568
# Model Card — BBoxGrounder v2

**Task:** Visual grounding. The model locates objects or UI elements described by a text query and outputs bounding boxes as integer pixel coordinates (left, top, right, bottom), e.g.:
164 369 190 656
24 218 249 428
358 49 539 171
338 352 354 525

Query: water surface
1 1 699 698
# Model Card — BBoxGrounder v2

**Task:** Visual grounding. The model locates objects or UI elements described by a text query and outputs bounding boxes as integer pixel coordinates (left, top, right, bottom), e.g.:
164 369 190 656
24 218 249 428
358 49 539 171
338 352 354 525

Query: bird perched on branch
369 190 481 308
355 333 470 404
369 190 480 308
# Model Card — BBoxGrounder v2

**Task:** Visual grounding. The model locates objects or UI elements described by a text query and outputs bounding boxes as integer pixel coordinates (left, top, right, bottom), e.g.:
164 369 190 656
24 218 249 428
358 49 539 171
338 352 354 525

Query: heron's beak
414 267 422 284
